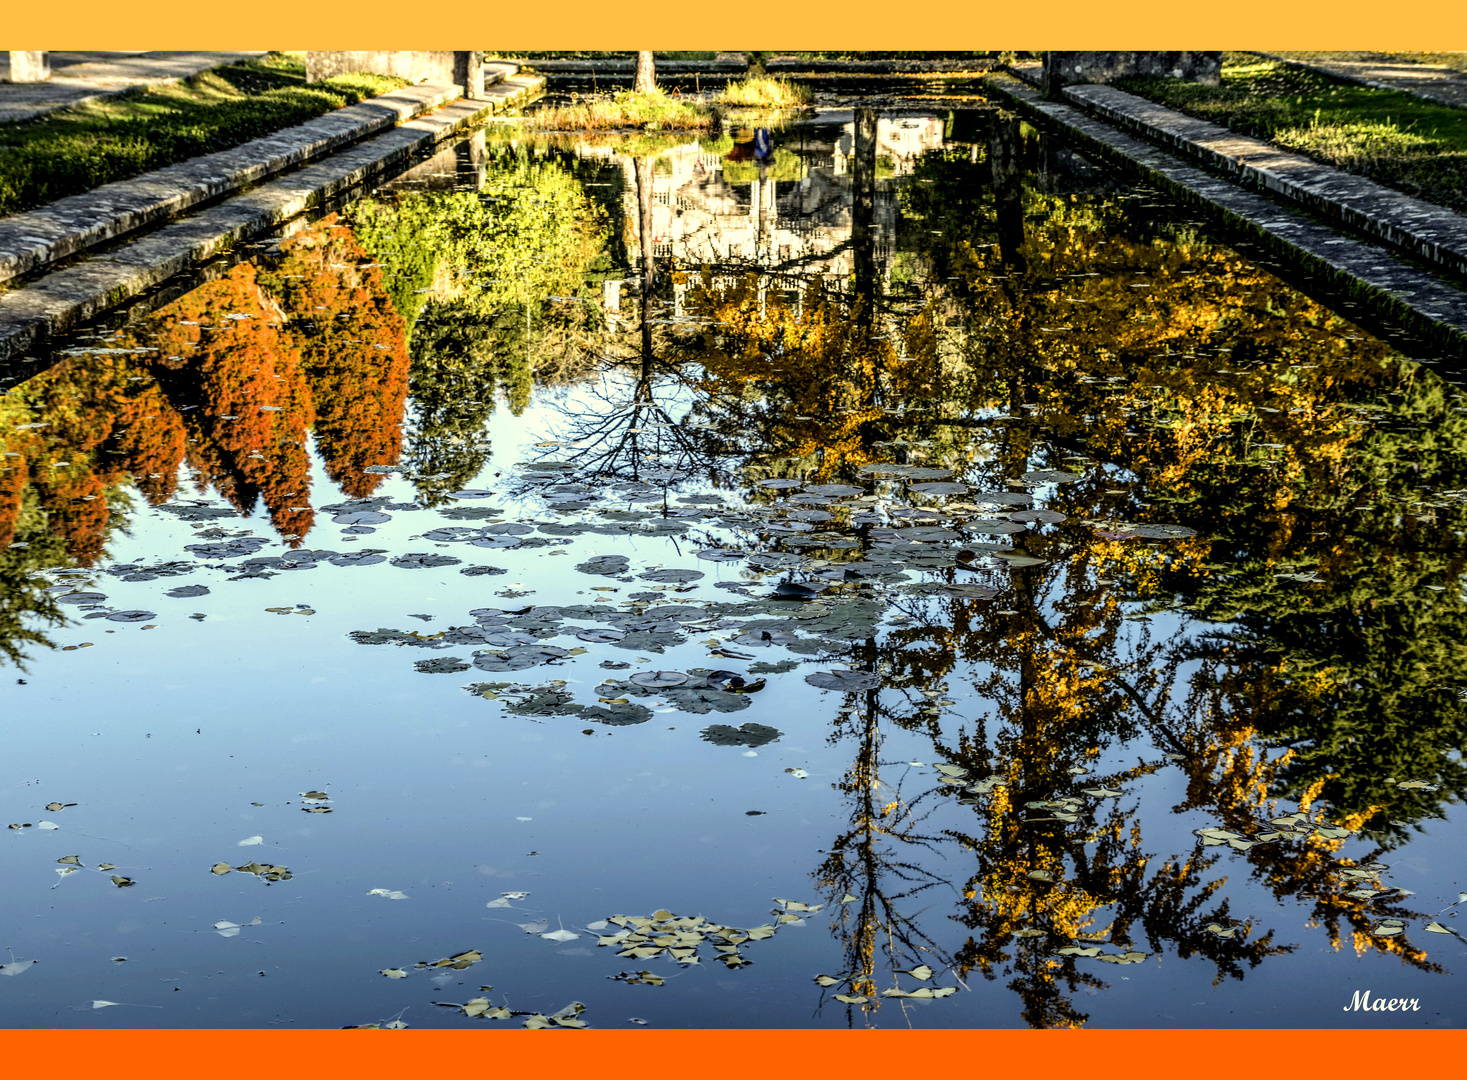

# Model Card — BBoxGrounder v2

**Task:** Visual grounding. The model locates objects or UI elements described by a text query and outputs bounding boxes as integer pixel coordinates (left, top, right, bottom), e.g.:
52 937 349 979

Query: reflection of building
579 116 945 311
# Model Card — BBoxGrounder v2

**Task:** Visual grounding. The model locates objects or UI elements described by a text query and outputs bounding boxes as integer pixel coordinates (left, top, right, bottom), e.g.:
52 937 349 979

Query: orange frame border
4 0 1464 1074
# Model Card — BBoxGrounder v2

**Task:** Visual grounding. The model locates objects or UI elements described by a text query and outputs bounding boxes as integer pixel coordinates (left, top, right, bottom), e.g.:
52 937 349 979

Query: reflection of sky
5 384 1462 1029
4 130 1467 1029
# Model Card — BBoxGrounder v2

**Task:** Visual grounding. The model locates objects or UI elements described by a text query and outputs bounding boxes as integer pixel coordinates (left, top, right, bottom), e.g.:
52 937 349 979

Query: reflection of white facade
578 116 945 299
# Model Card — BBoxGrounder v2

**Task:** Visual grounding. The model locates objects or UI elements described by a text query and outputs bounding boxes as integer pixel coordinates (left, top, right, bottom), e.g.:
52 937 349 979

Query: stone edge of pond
981 72 1467 351
1057 81 1467 282
0 75 544 365
0 82 465 287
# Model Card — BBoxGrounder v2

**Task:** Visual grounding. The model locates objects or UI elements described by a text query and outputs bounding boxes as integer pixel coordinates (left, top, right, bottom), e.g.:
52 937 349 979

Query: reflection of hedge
721 147 804 184
348 149 609 503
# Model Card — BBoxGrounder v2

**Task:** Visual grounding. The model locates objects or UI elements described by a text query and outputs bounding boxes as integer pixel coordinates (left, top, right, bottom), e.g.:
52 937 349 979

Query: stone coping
519 59 747 74
0 75 543 362
978 73 1467 347
765 59 994 74
0 82 464 286
1059 82 1467 282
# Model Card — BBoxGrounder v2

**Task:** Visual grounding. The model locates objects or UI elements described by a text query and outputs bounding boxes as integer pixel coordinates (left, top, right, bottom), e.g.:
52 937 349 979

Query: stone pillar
7 51 50 83
454 51 484 99
1042 51 1221 99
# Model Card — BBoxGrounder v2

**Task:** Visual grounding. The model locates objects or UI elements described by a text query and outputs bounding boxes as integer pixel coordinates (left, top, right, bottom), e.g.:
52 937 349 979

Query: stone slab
0 82 461 285
978 73 1467 346
1060 82 1467 281
0 51 267 124
0 75 543 362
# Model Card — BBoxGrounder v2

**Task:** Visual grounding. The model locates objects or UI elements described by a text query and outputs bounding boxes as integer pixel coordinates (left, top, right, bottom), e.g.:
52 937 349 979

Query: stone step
978 72 1467 346
482 60 519 86
1057 81 1467 281
0 75 545 362
0 81 462 285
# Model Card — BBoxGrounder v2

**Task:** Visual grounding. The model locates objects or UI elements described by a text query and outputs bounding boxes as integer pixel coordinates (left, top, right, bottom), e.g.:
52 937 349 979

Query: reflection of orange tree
257 214 411 498
0 214 414 571
1 353 187 564
139 262 317 543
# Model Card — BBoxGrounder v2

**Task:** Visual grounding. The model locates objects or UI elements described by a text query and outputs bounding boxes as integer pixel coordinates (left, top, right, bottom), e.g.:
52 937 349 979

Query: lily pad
805 670 882 692
629 670 690 689
1021 469 1081 484
391 553 462 569
415 657 471 674
700 722 783 747
106 610 156 623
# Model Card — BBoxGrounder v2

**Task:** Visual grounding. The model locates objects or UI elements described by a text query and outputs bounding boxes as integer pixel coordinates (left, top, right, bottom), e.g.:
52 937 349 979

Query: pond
1 105 1464 1029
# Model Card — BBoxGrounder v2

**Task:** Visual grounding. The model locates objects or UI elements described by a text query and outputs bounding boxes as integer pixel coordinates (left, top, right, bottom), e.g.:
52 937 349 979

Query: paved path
0 51 266 124
1263 53 1467 110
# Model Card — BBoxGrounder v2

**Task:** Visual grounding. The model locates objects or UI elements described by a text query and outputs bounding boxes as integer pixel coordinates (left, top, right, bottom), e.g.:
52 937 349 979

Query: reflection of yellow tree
683 274 947 479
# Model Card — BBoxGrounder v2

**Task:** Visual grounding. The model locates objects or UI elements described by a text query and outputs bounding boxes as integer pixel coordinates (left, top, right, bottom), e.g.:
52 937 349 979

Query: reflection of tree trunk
634 51 656 93
850 107 878 320
990 113 1028 275
635 156 657 386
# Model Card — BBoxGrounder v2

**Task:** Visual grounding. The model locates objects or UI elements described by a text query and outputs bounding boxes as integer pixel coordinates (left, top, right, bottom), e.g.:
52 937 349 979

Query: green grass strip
531 90 719 131
0 53 406 218
1118 53 1467 214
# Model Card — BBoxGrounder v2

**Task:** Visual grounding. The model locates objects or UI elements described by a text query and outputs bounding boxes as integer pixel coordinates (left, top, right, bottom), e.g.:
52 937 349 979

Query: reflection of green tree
0 486 67 670
349 146 609 503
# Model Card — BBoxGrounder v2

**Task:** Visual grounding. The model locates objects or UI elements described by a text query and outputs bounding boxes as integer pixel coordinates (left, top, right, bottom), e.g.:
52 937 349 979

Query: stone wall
306 51 482 98
1042 52 1221 98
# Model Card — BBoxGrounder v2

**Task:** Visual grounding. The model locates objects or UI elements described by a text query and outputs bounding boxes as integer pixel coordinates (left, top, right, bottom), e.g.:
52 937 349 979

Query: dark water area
1 107 1464 1029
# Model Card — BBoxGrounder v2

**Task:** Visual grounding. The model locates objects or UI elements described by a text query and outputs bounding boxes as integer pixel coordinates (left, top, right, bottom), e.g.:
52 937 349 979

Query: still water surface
1 108 1464 1028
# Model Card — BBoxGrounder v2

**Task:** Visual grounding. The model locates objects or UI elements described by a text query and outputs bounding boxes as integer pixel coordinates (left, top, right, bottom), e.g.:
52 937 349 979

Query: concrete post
7 51 50 83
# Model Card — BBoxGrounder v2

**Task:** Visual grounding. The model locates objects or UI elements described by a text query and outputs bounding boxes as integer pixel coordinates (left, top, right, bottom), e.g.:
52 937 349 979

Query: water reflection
2 108 1464 1027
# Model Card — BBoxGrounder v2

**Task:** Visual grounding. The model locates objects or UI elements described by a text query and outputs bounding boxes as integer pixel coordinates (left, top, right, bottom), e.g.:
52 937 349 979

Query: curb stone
978 73 1467 348
0 76 543 363
1058 81 1467 281
0 82 462 285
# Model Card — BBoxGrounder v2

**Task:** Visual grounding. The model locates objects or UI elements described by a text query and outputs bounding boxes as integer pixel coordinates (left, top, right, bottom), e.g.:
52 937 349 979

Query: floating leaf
833 994 868 1004
0 958 36 977
804 670 882 692
111 875 134 888
57 855 82 866
210 863 233 875
542 929 579 943
380 969 408 978
814 974 843 987
367 889 409 900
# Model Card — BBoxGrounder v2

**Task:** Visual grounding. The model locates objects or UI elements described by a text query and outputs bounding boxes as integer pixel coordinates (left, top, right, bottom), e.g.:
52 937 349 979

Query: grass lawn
0 53 406 218
1117 54 1467 213
716 76 812 109
531 90 719 131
